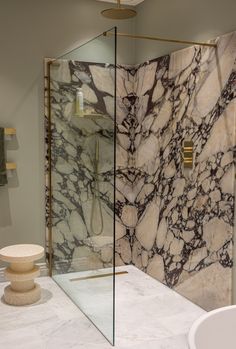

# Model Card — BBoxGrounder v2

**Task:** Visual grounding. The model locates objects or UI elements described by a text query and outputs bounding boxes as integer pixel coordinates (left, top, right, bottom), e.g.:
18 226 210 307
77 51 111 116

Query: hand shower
91 138 104 236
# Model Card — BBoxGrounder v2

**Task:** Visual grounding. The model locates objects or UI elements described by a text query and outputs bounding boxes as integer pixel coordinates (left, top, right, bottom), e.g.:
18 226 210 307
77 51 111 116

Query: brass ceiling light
101 0 137 20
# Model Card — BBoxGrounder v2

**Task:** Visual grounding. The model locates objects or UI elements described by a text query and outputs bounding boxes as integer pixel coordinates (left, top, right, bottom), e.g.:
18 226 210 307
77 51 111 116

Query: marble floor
0 265 205 349
53 265 116 344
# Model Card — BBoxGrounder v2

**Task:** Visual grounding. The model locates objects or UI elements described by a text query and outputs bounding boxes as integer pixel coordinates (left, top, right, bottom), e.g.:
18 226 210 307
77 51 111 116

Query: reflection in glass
48 28 116 345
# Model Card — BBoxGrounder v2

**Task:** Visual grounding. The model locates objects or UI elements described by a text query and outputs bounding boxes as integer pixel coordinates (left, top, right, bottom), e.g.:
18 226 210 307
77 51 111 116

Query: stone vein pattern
45 60 117 273
0 266 205 349
45 31 236 310
115 31 236 310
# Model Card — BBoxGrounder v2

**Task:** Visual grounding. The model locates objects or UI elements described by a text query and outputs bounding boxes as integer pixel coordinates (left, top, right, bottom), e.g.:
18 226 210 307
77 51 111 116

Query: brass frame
45 59 54 277
103 31 217 48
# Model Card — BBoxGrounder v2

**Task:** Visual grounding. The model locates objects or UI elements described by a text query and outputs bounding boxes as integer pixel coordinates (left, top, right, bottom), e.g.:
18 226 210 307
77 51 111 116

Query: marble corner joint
0 244 44 306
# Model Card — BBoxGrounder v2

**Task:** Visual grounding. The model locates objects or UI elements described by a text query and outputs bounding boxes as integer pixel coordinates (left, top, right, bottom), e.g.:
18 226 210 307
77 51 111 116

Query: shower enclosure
45 27 117 345
44 26 236 346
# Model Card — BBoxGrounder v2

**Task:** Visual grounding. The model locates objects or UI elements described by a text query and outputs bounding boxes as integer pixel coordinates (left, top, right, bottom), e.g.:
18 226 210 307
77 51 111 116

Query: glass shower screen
47 27 116 345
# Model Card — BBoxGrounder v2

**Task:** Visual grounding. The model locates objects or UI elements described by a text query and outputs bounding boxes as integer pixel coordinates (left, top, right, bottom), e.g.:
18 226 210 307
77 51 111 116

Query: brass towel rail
4 128 16 135
2 129 17 170
6 163 17 170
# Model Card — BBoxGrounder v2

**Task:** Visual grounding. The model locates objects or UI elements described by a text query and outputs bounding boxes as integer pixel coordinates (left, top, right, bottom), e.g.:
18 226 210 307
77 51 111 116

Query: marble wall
115 31 236 310
45 60 117 273
45 31 236 310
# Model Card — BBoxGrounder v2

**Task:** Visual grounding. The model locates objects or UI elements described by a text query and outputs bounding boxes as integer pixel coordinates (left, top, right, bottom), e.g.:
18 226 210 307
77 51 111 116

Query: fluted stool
0 244 44 306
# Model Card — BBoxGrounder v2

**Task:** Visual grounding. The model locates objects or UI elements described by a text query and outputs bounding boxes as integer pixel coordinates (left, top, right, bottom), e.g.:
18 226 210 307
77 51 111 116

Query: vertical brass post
46 60 53 277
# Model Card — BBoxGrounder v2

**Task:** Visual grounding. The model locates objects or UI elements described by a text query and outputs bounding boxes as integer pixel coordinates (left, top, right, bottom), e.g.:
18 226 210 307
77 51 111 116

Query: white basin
188 305 236 349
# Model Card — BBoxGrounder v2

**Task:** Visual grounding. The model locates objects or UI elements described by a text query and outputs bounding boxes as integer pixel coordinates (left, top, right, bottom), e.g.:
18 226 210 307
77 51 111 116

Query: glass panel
49 27 116 345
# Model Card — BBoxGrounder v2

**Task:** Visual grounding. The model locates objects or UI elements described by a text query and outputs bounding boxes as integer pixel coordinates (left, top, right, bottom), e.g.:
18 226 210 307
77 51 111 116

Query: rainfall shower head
101 0 137 20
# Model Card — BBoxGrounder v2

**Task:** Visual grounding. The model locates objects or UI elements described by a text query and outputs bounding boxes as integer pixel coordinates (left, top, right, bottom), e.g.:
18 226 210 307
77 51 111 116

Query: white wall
135 0 236 63
0 0 135 255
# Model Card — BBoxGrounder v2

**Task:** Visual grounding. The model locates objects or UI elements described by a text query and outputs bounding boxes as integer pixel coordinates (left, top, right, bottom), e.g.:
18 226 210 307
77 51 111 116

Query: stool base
4 283 41 306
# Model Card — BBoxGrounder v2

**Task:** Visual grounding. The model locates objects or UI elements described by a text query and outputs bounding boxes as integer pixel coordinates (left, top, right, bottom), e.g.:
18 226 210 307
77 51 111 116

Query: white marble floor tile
0 265 206 349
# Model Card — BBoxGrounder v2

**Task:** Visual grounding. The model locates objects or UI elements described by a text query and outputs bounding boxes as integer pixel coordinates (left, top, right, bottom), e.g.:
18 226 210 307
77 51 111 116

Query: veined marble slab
45 31 236 312
45 60 117 274
115 31 236 310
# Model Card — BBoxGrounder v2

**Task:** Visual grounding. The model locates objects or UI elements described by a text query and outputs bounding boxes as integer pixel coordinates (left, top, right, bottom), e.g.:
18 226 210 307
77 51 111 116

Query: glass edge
54 26 117 60
49 25 117 346
112 26 117 347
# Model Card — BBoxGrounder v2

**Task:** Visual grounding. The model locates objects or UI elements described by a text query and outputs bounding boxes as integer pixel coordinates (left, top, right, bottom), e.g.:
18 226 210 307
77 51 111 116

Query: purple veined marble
45 30 236 311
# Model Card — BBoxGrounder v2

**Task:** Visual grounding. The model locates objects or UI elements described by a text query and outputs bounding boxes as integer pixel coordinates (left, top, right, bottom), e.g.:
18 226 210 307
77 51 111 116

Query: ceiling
96 0 145 6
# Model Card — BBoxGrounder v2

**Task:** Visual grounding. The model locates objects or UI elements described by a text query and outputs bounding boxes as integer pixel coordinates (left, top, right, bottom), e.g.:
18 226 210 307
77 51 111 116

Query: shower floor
0 265 205 349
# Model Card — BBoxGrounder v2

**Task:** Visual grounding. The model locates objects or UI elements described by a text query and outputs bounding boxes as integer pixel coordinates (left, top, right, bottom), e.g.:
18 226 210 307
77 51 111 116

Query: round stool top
0 244 44 263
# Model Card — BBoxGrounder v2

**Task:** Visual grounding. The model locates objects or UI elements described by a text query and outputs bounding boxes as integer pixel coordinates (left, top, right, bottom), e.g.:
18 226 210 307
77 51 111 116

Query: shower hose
91 138 104 235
